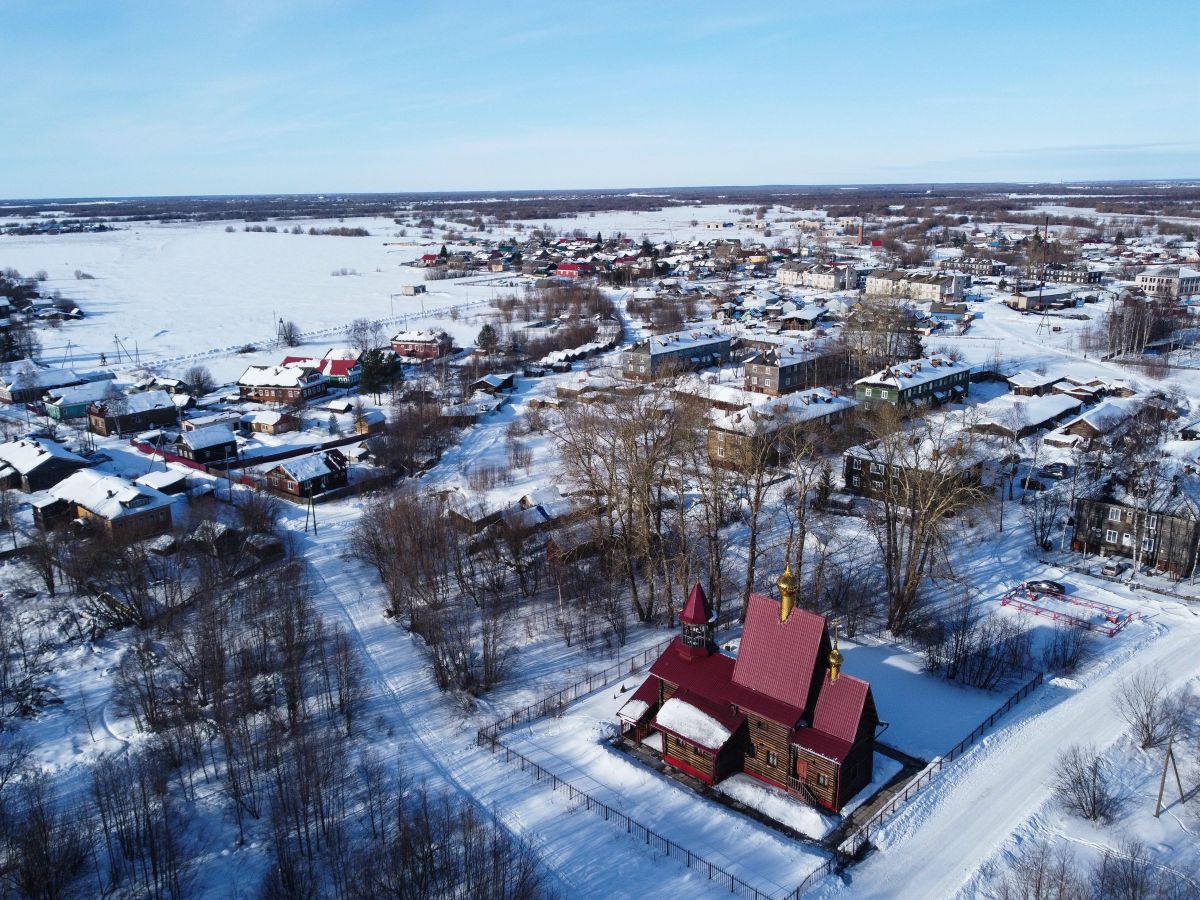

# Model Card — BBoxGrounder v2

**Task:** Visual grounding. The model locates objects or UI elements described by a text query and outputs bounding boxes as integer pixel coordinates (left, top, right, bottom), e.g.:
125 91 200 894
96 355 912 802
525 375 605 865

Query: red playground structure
1000 583 1134 637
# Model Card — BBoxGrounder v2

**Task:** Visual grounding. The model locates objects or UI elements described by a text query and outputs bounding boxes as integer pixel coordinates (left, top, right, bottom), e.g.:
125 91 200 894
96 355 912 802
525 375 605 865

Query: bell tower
678 582 715 658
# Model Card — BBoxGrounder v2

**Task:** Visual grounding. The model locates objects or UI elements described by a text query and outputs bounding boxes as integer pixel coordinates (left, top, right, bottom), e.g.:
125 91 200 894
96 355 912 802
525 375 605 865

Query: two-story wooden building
743 343 847 397
237 365 328 405
617 574 879 813
390 330 454 360
263 449 349 498
853 356 970 410
621 329 731 381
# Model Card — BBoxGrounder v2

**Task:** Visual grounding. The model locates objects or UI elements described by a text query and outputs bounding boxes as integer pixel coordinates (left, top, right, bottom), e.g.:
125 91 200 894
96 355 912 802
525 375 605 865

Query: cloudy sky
2 0 1197 198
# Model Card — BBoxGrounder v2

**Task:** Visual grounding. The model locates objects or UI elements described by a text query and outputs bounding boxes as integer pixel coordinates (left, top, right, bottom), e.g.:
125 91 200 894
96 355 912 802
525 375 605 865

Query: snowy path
833 610 1200 900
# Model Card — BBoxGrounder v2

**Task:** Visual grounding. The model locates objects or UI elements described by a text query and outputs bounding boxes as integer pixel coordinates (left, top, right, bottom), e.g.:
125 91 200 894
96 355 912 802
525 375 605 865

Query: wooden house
263 449 349 498
173 425 238 464
87 390 179 436
240 410 299 435
44 470 174 541
390 330 453 360
0 437 89 492
237 365 328 405
618 575 879 813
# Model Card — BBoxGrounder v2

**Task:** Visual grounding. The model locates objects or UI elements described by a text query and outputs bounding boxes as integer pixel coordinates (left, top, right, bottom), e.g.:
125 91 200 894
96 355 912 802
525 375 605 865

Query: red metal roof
790 726 853 764
680 582 714 625
616 678 659 724
650 637 735 694
732 594 827 712
811 674 870 744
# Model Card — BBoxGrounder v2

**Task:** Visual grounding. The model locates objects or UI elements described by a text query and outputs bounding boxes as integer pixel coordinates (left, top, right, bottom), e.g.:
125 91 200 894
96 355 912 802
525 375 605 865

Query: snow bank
716 774 835 840
655 697 731 749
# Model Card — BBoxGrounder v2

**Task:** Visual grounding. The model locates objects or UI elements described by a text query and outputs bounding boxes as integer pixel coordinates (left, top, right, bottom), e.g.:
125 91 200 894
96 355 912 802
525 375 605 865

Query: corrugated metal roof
732 594 826 712
680 582 714 625
811 674 870 744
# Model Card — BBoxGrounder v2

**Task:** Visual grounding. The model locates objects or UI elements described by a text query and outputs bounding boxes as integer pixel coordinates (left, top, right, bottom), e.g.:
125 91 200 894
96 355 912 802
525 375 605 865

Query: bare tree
1114 669 1191 749
993 839 1087 900
181 365 216 396
279 319 302 347
1053 743 1121 822
1025 491 1064 550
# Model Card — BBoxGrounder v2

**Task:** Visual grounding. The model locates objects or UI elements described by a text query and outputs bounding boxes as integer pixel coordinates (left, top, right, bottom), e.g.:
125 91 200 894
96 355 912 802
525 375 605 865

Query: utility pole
1154 739 1185 817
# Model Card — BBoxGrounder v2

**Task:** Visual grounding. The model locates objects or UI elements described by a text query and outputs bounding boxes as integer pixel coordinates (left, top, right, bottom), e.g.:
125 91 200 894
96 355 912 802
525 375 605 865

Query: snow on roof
655 696 733 750
271 452 338 482
0 361 81 391
711 389 855 435
95 389 174 414
856 356 966 389
1006 370 1059 389
50 470 174 520
391 330 445 343
44 380 121 406
240 410 288 424
974 393 1082 430
0 437 87 474
178 425 236 450
1067 395 1143 432
238 365 323 388
629 328 729 357
135 469 187 490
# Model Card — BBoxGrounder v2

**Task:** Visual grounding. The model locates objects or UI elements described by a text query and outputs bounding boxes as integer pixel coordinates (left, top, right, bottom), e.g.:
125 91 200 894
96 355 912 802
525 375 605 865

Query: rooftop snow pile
716 774 835 839
50 470 174 519
655 697 732 749
0 437 87 474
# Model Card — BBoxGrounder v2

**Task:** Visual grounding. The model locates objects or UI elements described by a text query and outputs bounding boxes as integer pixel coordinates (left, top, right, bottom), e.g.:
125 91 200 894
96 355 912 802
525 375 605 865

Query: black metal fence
477 624 1046 899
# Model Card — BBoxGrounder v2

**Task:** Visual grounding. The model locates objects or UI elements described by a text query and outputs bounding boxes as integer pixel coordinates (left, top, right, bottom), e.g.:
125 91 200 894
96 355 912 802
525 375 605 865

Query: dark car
1026 580 1066 594
1039 463 1069 479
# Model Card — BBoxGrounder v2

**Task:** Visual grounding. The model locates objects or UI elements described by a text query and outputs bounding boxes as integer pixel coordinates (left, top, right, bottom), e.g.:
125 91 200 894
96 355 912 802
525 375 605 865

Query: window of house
850 459 861 470
1106 529 1118 543
1122 532 1133 546
717 446 725 457
864 387 873 397
1147 515 1158 531
767 751 777 767
880 390 889 399
1108 508 1122 521
818 773 829 787
1141 537 1155 551
851 475 860 487
870 462 883 475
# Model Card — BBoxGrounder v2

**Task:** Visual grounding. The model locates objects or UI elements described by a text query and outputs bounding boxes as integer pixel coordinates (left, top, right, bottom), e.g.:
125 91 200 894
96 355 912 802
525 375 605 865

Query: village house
620 329 731 381
969 393 1084 441
237 365 328 405
864 271 967 302
709 389 854 468
0 361 87 405
390 329 454 359
172 425 238 465
239 410 300 435
1135 264 1200 299
280 348 363 387
938 257 1004 277
0 437 89 492
1071 475 1200 579
1038 263 1102 285
87 389 179 436
854 356 970 410
776 262 860 291
744 343 848 396
841 437 986 501
617 577 878 813
1006 370 1060 397
1042 395 1148 449
41 470 174 541
263 449 349 498
43 380 121 421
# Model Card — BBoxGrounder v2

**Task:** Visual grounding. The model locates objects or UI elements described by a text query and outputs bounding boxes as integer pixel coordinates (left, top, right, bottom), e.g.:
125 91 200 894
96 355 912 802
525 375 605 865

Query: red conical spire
681 582 714 626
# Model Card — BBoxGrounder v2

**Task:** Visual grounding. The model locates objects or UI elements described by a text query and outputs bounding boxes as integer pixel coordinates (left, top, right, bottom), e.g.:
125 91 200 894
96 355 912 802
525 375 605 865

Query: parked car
1039 463 1069 480
1026 580 1066 594
1101 559 1128 577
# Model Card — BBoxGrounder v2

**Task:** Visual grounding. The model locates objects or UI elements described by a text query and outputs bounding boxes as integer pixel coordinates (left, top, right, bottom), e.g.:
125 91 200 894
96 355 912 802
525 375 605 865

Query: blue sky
1 0 1197 198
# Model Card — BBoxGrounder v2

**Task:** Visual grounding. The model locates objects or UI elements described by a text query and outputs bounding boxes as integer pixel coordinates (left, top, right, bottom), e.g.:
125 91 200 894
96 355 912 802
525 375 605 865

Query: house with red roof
555 262 596 279
280 348 363 387
617 570 879 812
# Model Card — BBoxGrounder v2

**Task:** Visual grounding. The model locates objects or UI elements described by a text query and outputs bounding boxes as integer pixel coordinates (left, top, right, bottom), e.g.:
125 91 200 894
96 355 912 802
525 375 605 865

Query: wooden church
617 566 879 812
